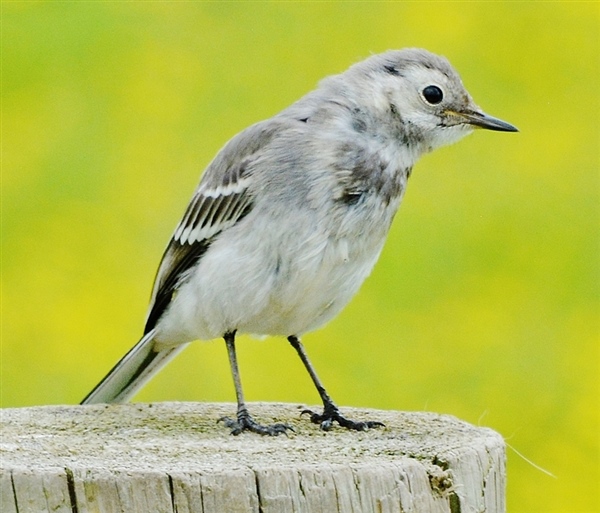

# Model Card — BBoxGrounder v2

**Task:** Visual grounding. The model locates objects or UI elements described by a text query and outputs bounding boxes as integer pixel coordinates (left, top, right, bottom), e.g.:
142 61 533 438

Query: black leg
288 335 384 431
218 331 293 436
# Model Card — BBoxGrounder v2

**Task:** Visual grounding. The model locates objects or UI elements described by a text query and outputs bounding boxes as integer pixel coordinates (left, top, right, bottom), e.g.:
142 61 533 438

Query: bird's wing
143 119 286 334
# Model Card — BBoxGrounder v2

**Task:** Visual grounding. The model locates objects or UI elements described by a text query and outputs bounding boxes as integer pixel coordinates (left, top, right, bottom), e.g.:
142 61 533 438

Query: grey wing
143 119 286 334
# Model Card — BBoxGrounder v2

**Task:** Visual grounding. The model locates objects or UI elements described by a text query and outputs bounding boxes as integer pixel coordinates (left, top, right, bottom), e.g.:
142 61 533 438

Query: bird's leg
287 335 384 431
219 331 293 436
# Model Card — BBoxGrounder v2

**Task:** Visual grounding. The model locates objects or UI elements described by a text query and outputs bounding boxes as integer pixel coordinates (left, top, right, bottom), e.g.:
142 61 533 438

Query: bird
81 48 518 435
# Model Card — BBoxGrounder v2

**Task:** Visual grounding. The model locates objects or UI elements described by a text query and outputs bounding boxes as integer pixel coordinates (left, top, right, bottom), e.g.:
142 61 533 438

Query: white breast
154 191 400 346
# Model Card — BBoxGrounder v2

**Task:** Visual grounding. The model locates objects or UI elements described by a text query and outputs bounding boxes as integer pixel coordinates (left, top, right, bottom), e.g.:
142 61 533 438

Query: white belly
154 193 400 345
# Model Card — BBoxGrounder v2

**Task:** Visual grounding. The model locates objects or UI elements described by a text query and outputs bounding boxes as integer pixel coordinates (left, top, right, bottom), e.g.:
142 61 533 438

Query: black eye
422 85 444 105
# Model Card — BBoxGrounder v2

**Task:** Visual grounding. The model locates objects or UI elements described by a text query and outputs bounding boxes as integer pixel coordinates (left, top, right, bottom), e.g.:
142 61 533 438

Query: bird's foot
218 409 294 436
301 403 385 431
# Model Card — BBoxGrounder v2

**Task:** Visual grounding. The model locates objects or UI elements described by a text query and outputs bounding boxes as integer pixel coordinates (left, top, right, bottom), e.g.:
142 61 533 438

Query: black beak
457 110 519 132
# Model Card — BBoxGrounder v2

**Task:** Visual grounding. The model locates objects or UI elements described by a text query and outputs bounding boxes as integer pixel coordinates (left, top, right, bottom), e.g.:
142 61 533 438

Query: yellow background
2 2 598 512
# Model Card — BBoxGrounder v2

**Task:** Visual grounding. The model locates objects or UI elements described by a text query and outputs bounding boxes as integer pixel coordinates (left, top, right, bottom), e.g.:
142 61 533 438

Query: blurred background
2 3 598 512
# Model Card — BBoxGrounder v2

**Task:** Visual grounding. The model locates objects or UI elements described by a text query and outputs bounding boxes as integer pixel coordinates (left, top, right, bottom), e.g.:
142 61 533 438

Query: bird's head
341 48 518 152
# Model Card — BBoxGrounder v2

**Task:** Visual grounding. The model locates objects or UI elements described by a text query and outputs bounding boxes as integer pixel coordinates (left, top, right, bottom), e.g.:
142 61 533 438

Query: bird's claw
301 406 385 431
218 414 294 436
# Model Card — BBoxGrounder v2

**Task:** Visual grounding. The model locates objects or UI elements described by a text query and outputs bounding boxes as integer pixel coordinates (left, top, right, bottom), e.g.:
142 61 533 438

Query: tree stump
0 402 505 512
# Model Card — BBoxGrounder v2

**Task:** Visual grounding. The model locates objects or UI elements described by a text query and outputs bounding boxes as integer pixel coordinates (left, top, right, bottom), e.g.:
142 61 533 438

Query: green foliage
2 3 598 512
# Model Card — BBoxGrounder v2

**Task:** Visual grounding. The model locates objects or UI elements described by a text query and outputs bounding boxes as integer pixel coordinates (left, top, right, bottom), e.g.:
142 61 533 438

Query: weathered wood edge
0 402 506 513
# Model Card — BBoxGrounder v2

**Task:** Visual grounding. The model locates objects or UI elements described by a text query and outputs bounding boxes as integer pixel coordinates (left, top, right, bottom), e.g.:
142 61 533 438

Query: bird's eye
422 85 444 105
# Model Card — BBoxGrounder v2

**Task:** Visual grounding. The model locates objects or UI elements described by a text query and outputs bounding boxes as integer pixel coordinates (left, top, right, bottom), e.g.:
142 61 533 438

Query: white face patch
436 123 474 148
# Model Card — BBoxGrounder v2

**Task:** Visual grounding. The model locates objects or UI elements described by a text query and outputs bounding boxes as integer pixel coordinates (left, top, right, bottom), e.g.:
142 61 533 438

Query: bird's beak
450 109 519 132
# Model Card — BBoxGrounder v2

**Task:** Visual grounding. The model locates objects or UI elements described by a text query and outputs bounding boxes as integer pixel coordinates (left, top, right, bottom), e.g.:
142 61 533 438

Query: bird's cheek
437 125 474 148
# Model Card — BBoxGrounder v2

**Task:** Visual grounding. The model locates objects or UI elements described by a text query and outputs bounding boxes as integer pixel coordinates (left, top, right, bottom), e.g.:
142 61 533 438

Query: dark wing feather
143 187 253 335
143 119 286 334
143 240 210 334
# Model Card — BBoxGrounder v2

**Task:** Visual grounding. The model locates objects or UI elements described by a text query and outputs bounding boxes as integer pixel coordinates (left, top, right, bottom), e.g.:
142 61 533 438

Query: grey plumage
82 49 517 433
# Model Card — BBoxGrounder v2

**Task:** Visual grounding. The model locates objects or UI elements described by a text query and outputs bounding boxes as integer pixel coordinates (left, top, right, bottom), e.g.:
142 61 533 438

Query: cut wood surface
0 402 505 512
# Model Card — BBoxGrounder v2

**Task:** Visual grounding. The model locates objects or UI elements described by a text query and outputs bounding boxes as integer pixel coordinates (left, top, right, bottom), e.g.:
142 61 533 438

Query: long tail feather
81 329 188 404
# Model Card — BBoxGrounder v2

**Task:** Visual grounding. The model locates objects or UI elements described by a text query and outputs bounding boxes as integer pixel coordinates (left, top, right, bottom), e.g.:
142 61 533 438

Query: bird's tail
81 329 188 404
